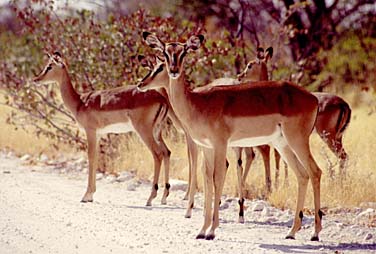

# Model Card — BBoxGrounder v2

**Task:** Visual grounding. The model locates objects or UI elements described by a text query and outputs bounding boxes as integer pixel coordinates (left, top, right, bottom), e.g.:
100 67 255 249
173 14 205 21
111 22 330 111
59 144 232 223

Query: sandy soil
0 152 375 254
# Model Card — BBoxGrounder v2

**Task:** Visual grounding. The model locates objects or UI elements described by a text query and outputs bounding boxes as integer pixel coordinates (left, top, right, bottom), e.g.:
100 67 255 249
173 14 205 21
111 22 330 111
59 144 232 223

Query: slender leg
183 138 193 201
185 135 198 218
273 143 309 240
159 134 171 205
257 145 272 193
284 161 289 187
206 145 228 240
135 123 164 207
292 139 323 240
282 124 323 241
234 147 245 223
196 148 214 239
242 147 255 188
274 148 281 189
294 146 322 241
308 160 322 241
200 157 208 217
81 129 98 203
146 148 163 206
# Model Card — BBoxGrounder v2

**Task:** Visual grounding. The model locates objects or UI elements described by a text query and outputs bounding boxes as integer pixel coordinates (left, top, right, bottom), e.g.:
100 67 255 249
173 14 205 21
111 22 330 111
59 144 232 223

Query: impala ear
137 55 145 62
53 51 62 58
52 51 62 63
186 34 204 52
142 31 165 52
51 51 66 68
256 47 265 60
265 47 273 62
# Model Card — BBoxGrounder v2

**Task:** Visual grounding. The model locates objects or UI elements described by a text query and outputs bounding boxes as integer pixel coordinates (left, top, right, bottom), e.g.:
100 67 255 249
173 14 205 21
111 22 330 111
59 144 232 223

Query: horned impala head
142 32 204 80
237 46 273 81
33 51 67 83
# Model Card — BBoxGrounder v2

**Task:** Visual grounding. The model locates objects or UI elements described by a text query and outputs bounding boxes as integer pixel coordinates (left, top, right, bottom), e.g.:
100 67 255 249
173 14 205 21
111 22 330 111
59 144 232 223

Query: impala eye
46 65 52 72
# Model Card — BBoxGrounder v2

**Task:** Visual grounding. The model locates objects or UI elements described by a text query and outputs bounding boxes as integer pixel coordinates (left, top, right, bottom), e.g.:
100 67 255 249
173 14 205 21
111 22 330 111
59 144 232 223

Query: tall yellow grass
0 96 75 158
109 105 376 210
1 93 375 210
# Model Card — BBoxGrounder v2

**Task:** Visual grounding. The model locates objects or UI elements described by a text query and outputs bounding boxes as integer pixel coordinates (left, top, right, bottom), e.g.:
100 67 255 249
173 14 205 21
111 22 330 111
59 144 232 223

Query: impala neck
167 75 192 124
58 69 82 117
260 63 268 81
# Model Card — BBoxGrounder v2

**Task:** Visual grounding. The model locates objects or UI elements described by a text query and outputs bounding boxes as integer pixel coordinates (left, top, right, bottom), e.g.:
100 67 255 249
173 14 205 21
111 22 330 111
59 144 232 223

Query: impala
139 54 199 218
236 46 287 189
236 48 351 180
209 46 351 189
209 46 275 192
195 47 275 223
310 92 350 176
139 32 324 241
33 52 172 206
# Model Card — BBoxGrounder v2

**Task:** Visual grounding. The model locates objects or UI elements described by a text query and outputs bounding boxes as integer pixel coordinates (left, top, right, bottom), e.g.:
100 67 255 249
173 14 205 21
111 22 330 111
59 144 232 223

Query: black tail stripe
338 104 351 134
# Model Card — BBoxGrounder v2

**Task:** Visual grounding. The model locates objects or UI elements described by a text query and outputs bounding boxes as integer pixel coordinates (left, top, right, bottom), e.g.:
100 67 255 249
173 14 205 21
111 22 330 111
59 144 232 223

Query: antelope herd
32 31 351 242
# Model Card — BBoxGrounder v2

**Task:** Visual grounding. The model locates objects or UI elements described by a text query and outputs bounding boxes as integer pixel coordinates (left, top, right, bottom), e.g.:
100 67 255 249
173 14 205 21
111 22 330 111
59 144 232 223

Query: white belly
97 122 135 135
229 126 287 148
192 138 213 148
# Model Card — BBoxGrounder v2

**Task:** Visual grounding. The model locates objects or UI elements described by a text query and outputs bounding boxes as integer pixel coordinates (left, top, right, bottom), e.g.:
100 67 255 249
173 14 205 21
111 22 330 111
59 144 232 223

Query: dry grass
1 91 375 211
114 105 376 211
0 106 56 156
0 95 75 158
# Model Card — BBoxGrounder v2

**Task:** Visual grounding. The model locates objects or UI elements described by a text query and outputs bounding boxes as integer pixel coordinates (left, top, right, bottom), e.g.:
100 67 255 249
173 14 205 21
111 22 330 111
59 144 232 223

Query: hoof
196 233 206 239
81 196 93 203
161 200 167 205
80 199 93 203
285 235 295 240
205 234 215 240
146 202 152 207
310 236 319 241
238 216 245 224
184 214 191 219
183 195 189 201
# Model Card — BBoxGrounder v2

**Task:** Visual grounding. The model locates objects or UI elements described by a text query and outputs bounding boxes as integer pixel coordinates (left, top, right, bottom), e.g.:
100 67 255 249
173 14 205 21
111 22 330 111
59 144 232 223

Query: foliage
0 0 255 151
176 0 376 86
0 0 375 154
312 33 376 92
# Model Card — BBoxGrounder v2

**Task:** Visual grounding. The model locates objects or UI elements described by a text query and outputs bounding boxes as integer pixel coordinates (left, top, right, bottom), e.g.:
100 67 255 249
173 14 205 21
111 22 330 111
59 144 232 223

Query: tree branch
29 85 76 122
51 10 94 91
334 0 374 27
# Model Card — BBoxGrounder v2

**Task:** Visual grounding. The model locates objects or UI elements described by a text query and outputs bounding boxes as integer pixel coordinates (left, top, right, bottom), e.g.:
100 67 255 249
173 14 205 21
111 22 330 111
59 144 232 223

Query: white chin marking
170 73 180 79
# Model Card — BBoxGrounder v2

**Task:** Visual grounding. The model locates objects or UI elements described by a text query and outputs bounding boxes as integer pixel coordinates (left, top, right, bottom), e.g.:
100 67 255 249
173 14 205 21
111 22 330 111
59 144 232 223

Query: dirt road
0 153 374 253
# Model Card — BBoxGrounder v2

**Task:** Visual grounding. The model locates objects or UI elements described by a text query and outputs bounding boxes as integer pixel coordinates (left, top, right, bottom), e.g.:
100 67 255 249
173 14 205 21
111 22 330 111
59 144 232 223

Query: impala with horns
33 52 172 206
138 32 324 241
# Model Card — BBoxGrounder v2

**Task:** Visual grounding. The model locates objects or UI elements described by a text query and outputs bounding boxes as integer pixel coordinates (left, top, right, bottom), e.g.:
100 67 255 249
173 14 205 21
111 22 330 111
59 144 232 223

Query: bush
311 33 376 93
0 1 256 152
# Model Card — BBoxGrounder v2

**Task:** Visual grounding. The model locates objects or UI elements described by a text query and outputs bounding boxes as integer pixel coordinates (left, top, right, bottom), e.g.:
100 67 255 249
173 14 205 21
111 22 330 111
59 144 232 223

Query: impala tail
336 103 351 136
